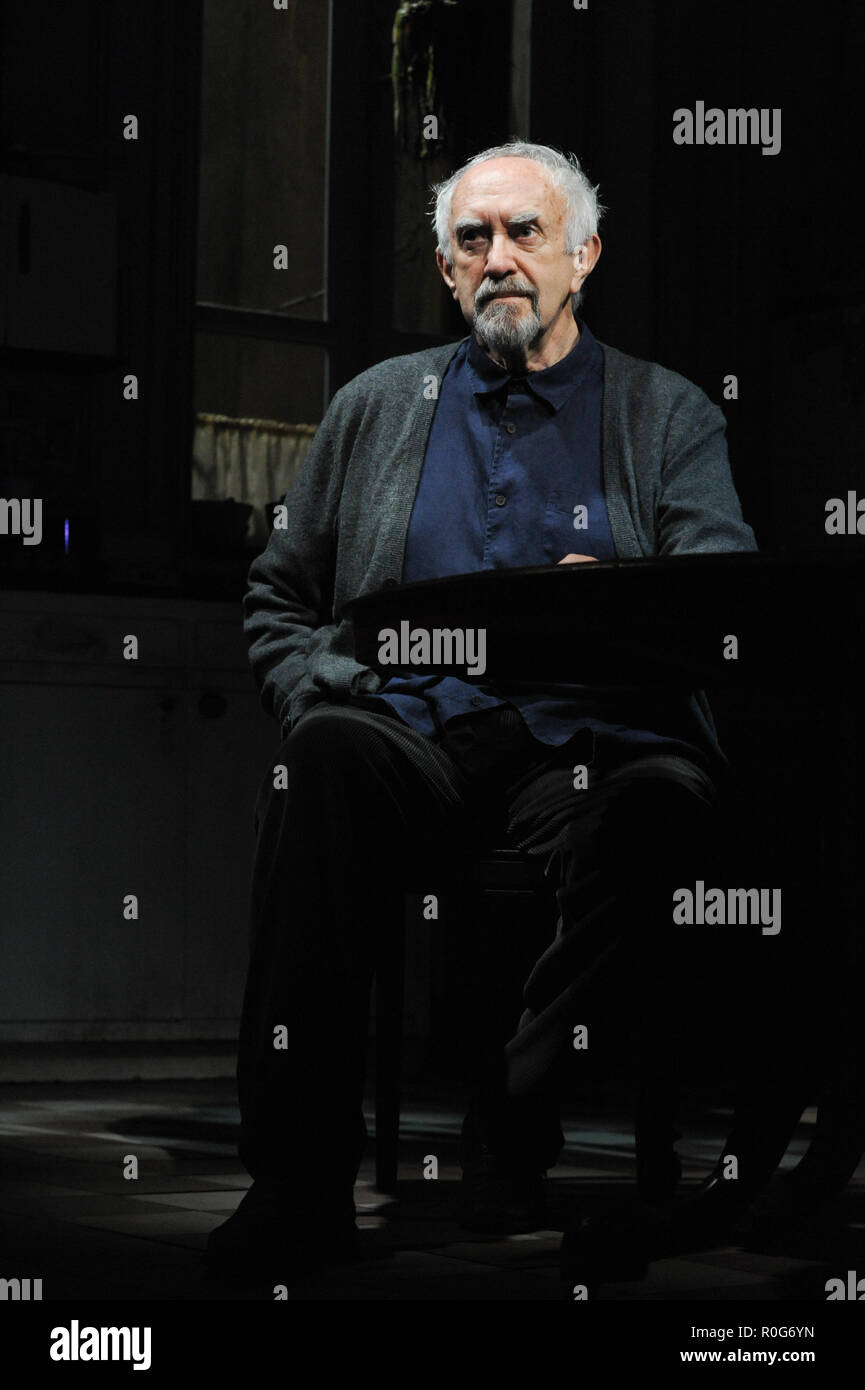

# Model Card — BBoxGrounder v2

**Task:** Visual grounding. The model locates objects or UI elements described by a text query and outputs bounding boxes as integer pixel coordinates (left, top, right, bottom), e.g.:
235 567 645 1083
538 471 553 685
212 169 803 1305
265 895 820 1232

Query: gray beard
472 297 543 362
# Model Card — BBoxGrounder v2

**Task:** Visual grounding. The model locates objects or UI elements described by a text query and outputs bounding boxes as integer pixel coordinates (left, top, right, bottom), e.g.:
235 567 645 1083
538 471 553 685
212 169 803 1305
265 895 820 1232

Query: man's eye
513 226 538 239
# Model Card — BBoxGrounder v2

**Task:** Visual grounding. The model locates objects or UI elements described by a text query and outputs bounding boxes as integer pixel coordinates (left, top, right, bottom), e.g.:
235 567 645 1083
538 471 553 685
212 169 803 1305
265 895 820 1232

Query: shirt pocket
541 496 588 565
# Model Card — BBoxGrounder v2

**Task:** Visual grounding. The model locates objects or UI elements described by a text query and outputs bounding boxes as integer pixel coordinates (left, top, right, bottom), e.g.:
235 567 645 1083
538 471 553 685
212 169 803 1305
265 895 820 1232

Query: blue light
63 519 70 554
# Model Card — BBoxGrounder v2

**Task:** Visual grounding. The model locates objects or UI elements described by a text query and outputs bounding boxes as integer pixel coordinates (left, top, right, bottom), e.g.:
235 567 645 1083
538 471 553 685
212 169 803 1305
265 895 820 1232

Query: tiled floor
0 1077 861 1302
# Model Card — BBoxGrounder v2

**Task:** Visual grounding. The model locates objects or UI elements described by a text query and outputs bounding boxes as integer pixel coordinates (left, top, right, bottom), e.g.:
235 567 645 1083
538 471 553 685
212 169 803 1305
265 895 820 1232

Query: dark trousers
236 701 728 1199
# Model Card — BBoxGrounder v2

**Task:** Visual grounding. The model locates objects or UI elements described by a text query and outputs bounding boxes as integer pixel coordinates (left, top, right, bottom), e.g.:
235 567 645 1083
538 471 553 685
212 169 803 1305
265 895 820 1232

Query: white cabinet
0 591 276 1041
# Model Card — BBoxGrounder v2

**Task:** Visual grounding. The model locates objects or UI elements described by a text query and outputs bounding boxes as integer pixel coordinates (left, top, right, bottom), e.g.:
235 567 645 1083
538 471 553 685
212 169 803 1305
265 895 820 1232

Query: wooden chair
374 848 540 1193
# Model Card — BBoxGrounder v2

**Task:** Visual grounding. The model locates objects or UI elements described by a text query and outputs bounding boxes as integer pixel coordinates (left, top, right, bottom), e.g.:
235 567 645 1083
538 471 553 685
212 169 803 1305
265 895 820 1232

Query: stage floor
0 1075 860 1302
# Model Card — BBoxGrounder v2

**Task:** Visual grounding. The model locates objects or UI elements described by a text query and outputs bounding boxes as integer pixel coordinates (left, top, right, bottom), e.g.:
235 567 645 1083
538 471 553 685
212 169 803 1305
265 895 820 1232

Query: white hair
431 141 604 265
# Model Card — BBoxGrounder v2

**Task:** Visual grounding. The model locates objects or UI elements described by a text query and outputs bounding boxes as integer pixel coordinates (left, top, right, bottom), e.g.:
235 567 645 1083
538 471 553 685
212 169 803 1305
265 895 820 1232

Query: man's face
436 157 596 365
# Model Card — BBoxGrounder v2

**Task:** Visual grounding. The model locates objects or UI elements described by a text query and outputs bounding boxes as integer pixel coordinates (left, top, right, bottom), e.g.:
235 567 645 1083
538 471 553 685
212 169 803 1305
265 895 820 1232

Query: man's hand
557 553 598 563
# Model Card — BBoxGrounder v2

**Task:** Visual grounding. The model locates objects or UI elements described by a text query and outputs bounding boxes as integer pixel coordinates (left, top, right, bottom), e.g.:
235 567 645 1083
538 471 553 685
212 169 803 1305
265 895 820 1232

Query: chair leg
375 917 406 1194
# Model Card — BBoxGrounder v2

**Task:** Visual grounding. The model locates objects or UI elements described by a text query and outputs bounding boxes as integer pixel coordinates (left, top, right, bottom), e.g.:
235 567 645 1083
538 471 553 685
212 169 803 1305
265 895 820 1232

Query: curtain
192 412 318 545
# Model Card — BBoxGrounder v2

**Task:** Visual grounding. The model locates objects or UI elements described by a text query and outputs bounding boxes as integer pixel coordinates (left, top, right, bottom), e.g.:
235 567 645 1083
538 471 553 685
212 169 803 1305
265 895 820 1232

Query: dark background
0 1 862 1097
3 0 864 594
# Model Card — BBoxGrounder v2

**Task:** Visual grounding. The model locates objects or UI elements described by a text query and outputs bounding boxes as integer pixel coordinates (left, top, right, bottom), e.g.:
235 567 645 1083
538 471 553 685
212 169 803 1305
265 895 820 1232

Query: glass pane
196 0 330 317
194 333 326 422
392 147 457 337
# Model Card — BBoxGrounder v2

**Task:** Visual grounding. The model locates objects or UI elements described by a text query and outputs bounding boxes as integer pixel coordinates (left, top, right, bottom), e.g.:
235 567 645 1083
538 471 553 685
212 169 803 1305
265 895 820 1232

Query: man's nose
484 233 519 276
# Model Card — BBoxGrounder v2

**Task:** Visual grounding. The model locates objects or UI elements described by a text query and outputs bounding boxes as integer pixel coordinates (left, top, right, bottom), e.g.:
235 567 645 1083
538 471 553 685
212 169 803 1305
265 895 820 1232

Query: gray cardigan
244 337 757 755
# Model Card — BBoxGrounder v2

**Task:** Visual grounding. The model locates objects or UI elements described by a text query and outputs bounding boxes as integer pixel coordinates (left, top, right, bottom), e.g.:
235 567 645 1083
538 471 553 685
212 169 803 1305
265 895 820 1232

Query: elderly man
207 141 760 1279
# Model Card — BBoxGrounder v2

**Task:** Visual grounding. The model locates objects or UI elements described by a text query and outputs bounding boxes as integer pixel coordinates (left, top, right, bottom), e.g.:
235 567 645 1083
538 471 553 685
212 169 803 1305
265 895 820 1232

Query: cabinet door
0 683 186 1037
0 175 117 354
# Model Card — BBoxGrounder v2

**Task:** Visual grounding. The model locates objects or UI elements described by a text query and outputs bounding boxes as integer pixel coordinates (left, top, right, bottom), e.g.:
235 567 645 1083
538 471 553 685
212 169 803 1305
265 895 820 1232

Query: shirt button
470 695 483 707
494 493 507 507
505 422 516 435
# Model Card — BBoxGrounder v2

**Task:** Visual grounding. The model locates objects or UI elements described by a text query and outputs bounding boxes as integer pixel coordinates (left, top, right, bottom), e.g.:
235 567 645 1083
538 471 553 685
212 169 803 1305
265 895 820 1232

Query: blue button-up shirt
364 320 702 761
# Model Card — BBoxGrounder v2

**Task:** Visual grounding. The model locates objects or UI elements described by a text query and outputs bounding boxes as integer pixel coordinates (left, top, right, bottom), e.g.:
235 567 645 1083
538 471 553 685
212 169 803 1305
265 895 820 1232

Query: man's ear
569 234 602 297
436 247 458 298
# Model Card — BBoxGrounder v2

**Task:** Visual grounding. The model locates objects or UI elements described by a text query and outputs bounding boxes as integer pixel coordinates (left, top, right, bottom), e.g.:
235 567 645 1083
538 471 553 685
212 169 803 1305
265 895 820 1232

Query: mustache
474 279 539 312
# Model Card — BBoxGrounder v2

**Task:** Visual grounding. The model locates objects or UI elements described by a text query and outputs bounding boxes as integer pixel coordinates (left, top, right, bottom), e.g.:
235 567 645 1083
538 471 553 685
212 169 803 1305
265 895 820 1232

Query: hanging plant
391 0 460 159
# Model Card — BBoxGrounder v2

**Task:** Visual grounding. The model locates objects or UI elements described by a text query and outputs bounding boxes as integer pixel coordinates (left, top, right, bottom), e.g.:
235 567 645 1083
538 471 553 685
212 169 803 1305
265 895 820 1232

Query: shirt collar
465 317 598 411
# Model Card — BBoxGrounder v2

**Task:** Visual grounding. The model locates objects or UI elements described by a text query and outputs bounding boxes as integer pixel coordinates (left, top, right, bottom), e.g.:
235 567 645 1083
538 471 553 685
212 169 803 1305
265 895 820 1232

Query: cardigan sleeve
242 390 351 732
241 345 455 733
656 381 758 555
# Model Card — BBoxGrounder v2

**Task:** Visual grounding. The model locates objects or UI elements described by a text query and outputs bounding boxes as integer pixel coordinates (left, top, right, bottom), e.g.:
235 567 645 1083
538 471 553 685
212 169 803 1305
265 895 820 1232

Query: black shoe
459 1144 548 1234
204 1182 357 1279
742 1173 848 1258
560 1200 656 1289
560 1172 748 1290
650 1169 753 1258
